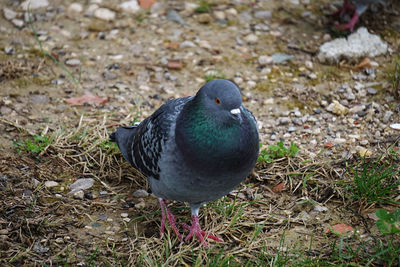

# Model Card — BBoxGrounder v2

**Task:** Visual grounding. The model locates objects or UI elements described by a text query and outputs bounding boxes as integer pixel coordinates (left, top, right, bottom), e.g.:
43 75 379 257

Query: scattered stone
33 242 49 254
288 126 296 132
68 3 83 13
213 11 225 20
119 1 140 14
390 123 400 130
132 189 149 198
278 117 291 125
314 205 328 212
244 34 258 44
180 40 196 48
69 178 94 193
357 146 372 157
98 213 107 220
326 100 348 115
167 60 183 70
254 10 272 19
318 27 388 63
21 0 49 10
102 71 117 80
308 73 317 79
45 181 59 188
11 19 24 28
94 8 116 21
135 201 146 209
271 53 294 64
65 58 81 66
367 88 377 95
314 108 322 114
73 190 84 199
258 55 272 65
167 10 186 25
197 13 212 24
3 8 17 20
4 46 14 55
383 111 393 123
121 213 128 218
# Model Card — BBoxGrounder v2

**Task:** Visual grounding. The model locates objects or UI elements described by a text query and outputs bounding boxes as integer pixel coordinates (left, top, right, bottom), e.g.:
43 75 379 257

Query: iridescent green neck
175 98 241 169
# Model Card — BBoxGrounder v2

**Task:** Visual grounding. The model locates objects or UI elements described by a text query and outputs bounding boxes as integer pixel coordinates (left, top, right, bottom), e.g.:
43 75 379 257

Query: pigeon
333 0 387 31
110 79 259 247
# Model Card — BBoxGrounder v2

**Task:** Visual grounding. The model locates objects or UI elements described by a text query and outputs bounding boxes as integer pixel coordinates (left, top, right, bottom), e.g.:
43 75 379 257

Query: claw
182 215 223 248
159 199 182 242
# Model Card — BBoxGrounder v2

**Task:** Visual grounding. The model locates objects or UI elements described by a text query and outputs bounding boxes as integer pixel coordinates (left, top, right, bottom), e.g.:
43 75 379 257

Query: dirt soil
0 0 399 266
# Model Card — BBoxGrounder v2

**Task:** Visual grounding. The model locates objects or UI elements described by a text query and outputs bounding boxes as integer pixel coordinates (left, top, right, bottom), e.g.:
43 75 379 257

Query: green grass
388 56 400 94
13 134 53 155
204 70 226 82
347 156 400 205
195 0 213 13
376 209 400 235
258 141 299 163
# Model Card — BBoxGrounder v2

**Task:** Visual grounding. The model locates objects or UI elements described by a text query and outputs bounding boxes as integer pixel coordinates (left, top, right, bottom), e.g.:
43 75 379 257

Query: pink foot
335 12 359 32
332 0 355 17
182 215 223 248
159 199 182 242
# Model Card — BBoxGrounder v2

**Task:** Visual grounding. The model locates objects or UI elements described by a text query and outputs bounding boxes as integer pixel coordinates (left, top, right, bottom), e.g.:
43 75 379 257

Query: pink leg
182 206 223 248
335 12 359 31
159 199 182 241
332 0 356 17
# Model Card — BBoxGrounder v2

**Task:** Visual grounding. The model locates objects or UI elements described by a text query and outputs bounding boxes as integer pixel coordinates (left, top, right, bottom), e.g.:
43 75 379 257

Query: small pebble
121 213 128 218
94 8 116 21
367 88 377 95
132 189 149 198
45 181 59 188
65 58 81 66
245 34 258 44
73 190 84 199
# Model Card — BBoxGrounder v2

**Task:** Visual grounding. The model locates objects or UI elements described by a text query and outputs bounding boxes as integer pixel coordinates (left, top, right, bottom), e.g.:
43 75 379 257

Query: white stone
258 55 272 65
45 181 59 188
11 19 24 28
120 213 128 218
132 189 149 198
94 8 116 21
68 3 83 13
3 8 17 20
69 178 94 193
21 0 49 10
180 40 196 49
245 33 258 44
390 123 400 130
73 190 84 200
225 8 238 17
118 1 140 14
213 11 225 20
326 100 348 115
318 27 388 63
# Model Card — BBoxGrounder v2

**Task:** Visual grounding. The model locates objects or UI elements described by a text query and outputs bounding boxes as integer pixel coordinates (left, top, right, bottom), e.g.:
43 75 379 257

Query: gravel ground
0 0 399 266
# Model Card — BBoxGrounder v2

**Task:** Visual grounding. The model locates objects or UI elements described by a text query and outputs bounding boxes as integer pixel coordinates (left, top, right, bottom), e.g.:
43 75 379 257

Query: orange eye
214 97 221 104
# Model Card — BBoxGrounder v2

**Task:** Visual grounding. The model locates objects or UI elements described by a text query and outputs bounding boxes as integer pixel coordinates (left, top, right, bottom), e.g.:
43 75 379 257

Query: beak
230 108 241 115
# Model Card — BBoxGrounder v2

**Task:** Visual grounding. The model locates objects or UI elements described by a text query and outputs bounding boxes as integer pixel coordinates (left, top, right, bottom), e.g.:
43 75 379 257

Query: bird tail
110 125 138 165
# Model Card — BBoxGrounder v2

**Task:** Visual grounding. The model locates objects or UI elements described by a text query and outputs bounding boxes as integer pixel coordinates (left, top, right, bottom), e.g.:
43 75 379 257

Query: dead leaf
324 142 334 149
165 42 179 50
139 0 156 9
65 93 108 106
325 223 354 235
272 182 285 193
167 60 183 70
355 58 371 69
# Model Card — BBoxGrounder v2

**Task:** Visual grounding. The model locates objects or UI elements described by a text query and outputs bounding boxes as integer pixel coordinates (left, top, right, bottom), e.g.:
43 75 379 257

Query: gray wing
117 97 191 180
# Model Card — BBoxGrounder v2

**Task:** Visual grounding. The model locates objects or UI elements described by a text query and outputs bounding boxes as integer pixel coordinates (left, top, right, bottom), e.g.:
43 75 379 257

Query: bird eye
214 97 221 104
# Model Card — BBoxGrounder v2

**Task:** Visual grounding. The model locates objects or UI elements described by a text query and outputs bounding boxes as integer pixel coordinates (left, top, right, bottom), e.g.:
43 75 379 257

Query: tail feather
110 126 138 165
